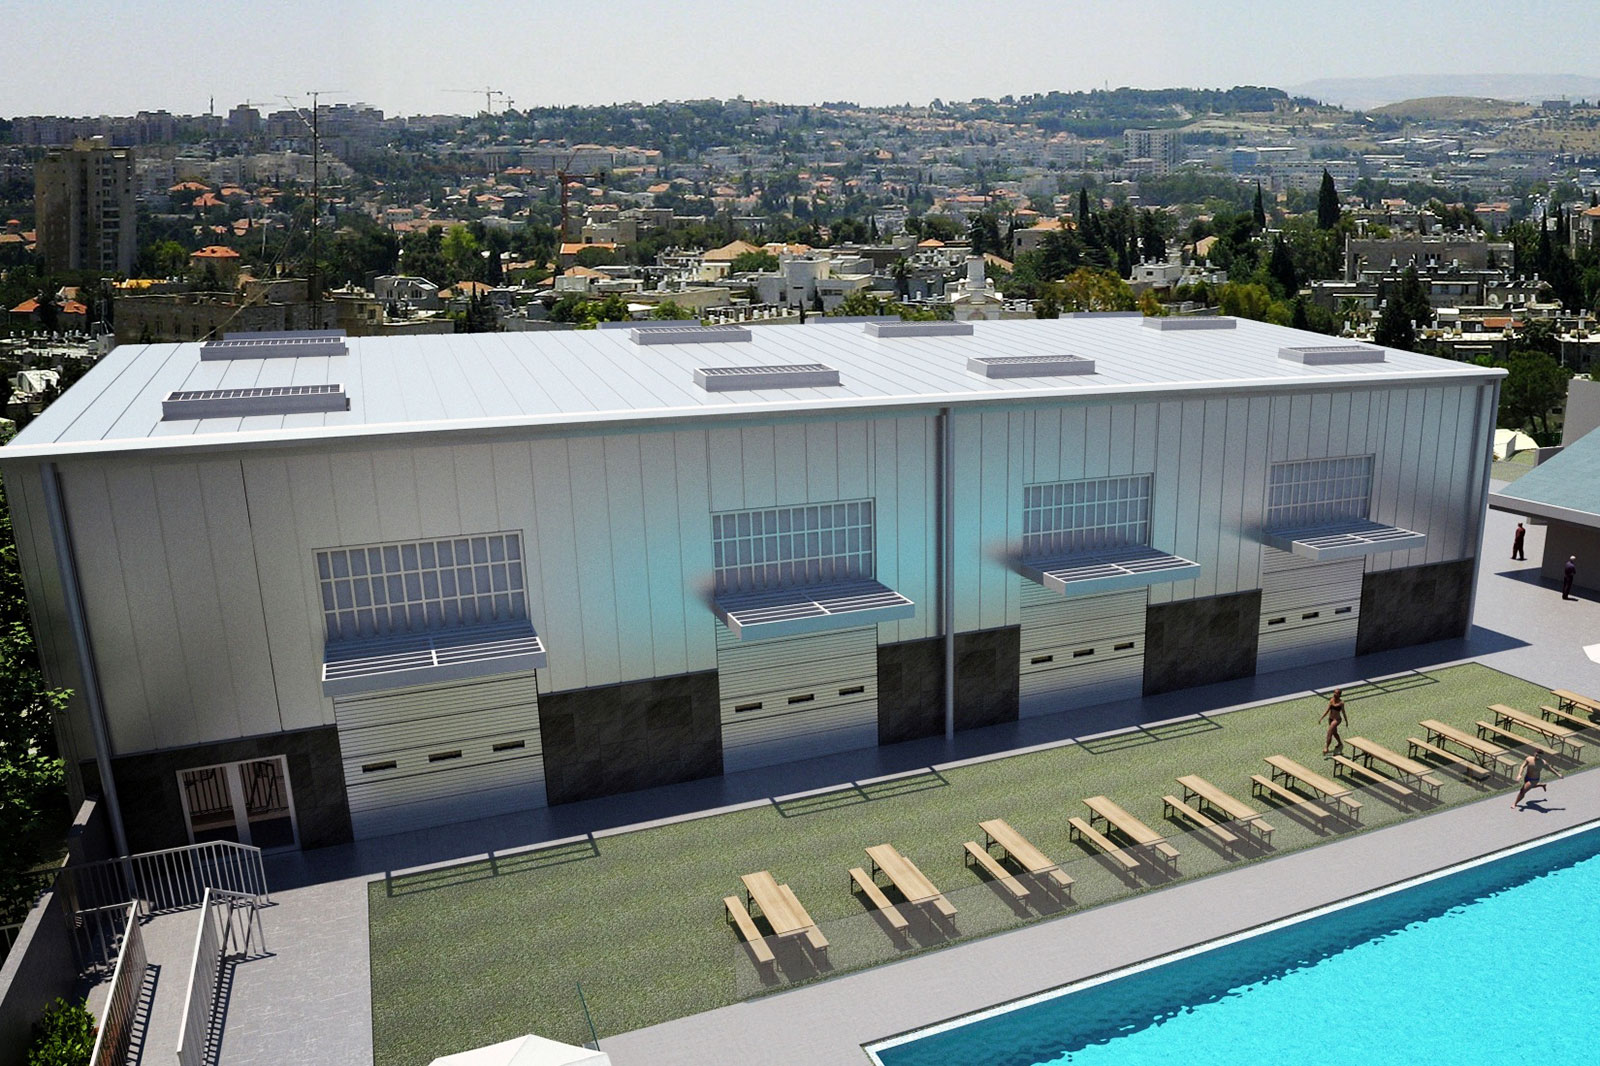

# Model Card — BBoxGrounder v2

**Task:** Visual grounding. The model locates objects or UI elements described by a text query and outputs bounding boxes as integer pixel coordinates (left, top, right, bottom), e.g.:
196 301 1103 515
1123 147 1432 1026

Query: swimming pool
868 822 1600 1066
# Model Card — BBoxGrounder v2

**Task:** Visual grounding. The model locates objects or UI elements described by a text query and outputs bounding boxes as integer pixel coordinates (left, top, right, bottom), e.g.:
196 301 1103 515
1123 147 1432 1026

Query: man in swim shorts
1512 751 1562 808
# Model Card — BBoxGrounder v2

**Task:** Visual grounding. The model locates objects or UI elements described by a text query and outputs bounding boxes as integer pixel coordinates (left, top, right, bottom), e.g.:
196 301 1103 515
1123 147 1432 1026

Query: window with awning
1018 474 1200 596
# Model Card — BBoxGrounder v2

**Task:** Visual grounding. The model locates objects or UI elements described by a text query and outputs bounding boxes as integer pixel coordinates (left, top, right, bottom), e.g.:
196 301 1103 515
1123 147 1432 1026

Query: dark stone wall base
1143 590 1262 696
97 725 352 854
1356 558 1475 655
538 670 722 806
877 637 944 744
876 627 1021 741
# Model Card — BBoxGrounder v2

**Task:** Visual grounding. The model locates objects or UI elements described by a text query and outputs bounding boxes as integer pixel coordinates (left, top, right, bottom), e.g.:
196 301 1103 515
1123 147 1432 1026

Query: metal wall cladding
333 673 545 839
1255 550 1364 674
715 622 878 773
1018 582 1147 716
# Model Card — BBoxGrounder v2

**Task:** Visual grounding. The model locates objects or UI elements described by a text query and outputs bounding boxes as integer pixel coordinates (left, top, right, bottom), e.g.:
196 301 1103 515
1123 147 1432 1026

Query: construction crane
445 87 511 115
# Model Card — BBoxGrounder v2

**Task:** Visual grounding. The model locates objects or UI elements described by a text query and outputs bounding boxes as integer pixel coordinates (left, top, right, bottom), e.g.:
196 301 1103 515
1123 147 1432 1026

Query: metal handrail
86 902 145 1066
175 887 267 1066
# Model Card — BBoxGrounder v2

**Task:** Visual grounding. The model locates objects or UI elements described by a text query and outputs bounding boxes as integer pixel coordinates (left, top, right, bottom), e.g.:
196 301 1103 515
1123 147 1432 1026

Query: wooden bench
1162 795 1242 855
848 866 910 930
1083 796 1180 873
1420 719 1521 778
1542 704 1599 734
1330 754 1416 801
1177 775 1275 846
979 819 1075 895
1491 704 1586 760
1407 736 1491 781
723 896 776 966
1068 816 1142 871
961 842 1030 899
1264 756 1363 821
1250 773 1337 823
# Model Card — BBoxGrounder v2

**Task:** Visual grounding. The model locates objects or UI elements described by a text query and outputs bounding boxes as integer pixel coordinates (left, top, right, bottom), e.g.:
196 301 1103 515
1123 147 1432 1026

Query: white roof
2 317 1502 461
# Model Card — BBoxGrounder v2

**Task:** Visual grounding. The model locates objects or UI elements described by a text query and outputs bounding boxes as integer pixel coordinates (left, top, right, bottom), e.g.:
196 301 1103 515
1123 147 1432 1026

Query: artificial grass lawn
369 662 1556 1064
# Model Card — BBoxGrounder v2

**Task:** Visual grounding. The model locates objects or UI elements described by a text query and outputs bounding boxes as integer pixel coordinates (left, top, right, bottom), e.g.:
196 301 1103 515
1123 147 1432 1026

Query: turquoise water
873 825 1600 1066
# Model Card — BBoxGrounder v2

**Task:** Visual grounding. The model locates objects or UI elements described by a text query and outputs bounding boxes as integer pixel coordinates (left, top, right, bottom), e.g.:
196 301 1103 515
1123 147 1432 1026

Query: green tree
1317 170 1341 230
1395 265 1434 329
1373 296 1416 351
1252 183 1267 232
1499 350 1571 443
1218 281 1281 322
1266 236 1299 298
441 225 483 283
728 250 779 273
1058 267 1137 312
573 246 619 269
648 300 693 320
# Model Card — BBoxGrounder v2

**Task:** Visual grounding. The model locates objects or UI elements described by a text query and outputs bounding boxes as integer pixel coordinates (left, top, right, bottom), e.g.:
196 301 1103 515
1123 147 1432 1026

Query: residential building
34 138 137 274
1124 129 1182 175
0 318 1500 855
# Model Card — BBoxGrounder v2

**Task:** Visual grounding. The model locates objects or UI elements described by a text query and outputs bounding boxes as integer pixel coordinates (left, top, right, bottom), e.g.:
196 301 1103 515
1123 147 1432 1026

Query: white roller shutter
1019 583 1148 717
1256 550 1364 674
334 673 545 839
716 623 878 773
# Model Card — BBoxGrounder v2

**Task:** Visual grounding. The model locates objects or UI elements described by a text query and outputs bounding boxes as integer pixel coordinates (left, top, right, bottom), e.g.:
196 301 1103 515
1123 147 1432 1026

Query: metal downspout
940 407 955 741
1465 378 1502 631
40 461 130 859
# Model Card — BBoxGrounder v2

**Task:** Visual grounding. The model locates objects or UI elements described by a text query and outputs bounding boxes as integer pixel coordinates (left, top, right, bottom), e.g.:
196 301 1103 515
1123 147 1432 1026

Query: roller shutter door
716 623 878 773
334 673 545 839
1256 550 1364 674
1019 584 1148 717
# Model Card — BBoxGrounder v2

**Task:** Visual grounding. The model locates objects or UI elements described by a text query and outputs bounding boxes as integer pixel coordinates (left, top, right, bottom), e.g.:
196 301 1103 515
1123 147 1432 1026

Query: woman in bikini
1320 689 1348 756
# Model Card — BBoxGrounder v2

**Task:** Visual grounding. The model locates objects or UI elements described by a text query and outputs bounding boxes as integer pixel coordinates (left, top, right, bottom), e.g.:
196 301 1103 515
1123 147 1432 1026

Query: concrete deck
226 492 1600 1065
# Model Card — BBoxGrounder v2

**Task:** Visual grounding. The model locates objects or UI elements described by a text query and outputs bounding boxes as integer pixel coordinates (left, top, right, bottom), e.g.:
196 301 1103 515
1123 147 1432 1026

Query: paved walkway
230 488 1600 1065
86 910 196 1065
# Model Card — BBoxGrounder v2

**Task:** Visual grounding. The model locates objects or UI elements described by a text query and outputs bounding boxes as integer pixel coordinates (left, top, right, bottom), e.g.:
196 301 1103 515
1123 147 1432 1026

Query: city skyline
8 0 1600 117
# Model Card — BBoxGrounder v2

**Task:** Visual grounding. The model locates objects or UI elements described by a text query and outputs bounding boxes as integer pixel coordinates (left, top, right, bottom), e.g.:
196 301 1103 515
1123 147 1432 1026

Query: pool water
871 824 1600 1066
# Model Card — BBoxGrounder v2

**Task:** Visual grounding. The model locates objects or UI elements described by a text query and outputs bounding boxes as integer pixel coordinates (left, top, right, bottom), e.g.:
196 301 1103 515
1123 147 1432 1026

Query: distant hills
1288 74 1600 110
1367 96 1531 122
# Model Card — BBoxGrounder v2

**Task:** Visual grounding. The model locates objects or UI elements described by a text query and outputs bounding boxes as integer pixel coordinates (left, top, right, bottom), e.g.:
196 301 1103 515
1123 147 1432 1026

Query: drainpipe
1465 378 1502 632
40 462 130 860
939 407 955 741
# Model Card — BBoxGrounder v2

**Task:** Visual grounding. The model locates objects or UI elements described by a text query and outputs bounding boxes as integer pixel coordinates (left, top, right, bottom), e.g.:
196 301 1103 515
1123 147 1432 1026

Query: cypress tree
1252 183 1267 232
1078 187 1091 224
1317 169 1340 230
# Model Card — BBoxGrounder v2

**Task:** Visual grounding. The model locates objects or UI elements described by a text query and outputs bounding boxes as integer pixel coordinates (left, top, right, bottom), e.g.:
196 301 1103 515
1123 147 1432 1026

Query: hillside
1368 96 1532 122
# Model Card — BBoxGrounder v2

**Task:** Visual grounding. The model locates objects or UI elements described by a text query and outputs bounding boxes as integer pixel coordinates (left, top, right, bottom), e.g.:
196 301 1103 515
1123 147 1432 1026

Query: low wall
0 886 78 1066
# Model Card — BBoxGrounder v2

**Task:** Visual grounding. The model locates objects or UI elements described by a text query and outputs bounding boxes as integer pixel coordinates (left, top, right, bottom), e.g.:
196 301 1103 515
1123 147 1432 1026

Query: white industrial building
0 318 1502 853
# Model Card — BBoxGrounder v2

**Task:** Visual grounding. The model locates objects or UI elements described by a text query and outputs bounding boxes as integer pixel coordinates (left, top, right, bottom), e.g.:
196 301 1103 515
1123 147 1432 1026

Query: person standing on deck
1563 556 1578 600
1320 689 1348 756
1512 522 1526 561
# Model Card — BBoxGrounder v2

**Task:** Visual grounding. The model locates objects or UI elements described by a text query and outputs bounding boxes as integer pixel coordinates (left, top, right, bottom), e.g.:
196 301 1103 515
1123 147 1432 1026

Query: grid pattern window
712 501 875 595
1023 475 1152 558
1266 455 1374 528
317 533 526 642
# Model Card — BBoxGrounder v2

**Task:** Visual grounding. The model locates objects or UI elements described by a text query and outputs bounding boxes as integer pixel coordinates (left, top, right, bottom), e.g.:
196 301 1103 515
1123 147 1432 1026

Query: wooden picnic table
1490 705 1585 760
1420 719 1514 772
980 819 1058 875
1176 774 1275 843
866 844 957 917
1551 689 1600 718
1263 755 1362 819
1345 737 1445 799
1083 796 1180 871
740 871 816 939
1476 718 1560 760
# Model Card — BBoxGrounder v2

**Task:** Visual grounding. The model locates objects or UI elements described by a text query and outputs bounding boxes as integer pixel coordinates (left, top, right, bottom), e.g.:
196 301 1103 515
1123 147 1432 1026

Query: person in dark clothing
1563 556 1577 600
1512 522 1526 560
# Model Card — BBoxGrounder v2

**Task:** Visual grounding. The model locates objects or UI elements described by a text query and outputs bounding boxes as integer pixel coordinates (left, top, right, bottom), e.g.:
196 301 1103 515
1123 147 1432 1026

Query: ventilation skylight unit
1140 316 1237 331
1279 344 1386 365
864 321 974 338
694 364 840 392
162 383 349 420
200 335 348 360
628 324 751 345
968 354 1096 378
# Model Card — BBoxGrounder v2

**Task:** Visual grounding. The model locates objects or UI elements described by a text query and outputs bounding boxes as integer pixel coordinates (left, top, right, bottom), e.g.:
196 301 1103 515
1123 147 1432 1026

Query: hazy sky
7 0 1599 117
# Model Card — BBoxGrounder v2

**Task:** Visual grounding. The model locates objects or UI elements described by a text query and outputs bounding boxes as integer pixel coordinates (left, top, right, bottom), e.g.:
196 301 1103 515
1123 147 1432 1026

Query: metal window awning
1020 545 1201 597
713 580 914 640
321 620 547 696
1262 519 1427 561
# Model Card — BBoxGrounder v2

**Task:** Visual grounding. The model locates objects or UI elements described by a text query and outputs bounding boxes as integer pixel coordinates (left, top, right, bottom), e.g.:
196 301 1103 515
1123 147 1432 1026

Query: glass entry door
178 756 299 850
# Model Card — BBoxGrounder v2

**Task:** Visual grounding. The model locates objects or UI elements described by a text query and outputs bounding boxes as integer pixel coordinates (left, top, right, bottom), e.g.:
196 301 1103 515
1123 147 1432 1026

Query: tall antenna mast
284 90 345 308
